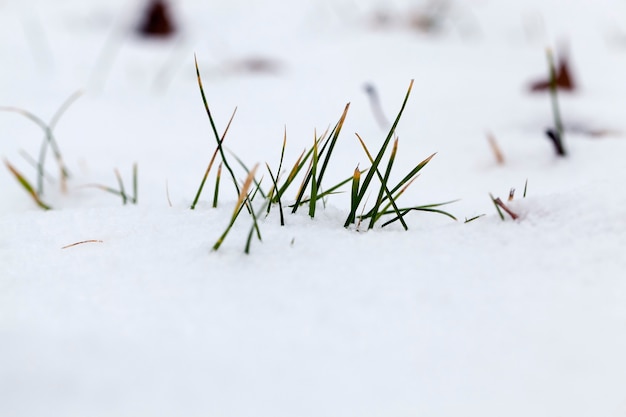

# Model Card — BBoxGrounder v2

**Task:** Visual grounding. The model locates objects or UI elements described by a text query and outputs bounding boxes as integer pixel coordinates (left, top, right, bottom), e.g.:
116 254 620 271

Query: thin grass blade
4 159 51 210
195 55 240 195
190 106 238 209
345 79 414 227
368 138 399 229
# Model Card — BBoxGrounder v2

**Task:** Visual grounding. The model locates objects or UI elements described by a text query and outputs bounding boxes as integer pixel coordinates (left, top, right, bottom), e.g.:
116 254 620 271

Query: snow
2 0 626 416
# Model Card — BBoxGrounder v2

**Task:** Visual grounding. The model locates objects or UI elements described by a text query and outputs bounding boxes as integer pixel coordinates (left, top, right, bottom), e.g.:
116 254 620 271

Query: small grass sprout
489 192 519 221
1 91 81 195
83 163 138 205
4 159 51 210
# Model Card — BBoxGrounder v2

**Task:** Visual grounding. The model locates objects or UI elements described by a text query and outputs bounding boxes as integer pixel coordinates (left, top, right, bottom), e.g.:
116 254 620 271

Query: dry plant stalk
486 131 505 165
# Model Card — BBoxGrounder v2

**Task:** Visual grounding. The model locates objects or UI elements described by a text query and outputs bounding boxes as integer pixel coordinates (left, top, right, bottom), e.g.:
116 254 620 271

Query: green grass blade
266 163 285 226
212 162 223 208
489 193 505 221
274 149 306 203
212 164 258 251
244 183 267 254
464 214 485 223
523 179 528 198
389 153 436 196
291 127 331 213
1 105 71 195
356 133 408 230
368 138 399 229
195 55 241 195
308 136 319 218
345 79 414 227
132 163 138 204
315 103 349 195
4 159 51 210
190 106 237 209
114 168 127 205
350 167 360 215
380 206 457 227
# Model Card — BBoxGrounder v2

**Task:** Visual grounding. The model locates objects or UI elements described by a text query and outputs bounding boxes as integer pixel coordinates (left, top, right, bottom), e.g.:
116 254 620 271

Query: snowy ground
2 1 626 416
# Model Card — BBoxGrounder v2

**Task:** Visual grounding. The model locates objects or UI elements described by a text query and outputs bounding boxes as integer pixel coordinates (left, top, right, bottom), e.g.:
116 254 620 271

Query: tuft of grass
345 80 414 228
83 163 138 205
1 91 81 195
4 159 52 210
292 103 350 215
355 133 408 229
348 93 456 230
490 192 518 220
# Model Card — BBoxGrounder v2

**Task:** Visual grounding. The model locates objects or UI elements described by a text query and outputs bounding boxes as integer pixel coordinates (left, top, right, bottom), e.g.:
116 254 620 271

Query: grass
187 72 456 252
3 60 456 254
82 163 139 205
1 91 81 204
4 159 52 210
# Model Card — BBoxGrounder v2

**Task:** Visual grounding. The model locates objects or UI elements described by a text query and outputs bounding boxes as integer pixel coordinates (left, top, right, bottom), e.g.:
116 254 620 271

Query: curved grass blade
190 106 238 209
4 159 51 210
379 202 458 228
195 55 240 195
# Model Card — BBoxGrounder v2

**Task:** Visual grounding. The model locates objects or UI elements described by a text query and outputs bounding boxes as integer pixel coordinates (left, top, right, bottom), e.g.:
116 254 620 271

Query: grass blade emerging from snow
114 168 127 205
345 80 414 227
355 133 407 230
265 163 285 225
4 159 51 210
212 162 222 208
368 138 399 229
1 91 80 196
195 55 241 195
308 136 319 218
190 106 237 209
213 164 259 251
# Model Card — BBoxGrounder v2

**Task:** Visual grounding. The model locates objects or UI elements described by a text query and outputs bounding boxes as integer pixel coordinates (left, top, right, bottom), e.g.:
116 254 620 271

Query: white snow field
2 0 626 416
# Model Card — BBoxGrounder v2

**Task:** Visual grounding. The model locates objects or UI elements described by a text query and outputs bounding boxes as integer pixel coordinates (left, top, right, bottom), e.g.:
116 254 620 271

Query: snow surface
2 0 626 416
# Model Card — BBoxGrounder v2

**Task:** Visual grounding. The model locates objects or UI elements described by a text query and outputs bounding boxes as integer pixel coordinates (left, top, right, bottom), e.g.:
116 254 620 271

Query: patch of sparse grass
187 72 456 252
1 91 81 196
345 80 456 229
83 163 138 205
